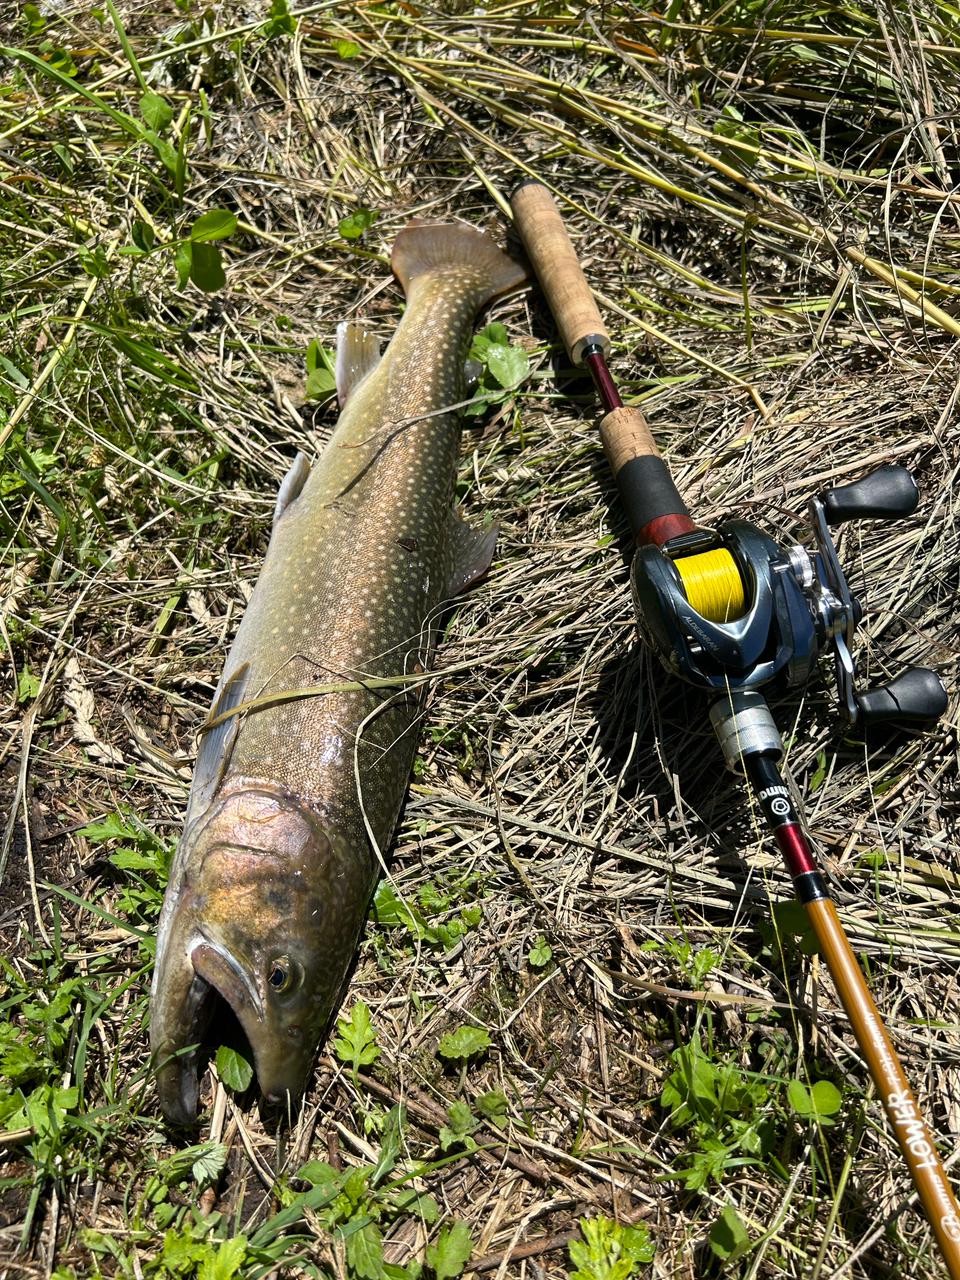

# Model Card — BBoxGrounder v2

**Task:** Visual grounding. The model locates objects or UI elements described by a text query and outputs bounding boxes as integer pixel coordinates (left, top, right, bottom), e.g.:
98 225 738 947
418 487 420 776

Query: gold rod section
805 896 960 1277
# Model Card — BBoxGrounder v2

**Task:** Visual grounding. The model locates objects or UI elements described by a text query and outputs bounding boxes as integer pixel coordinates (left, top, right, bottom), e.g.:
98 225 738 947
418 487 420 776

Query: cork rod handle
511 181 694 546
510 181 611 367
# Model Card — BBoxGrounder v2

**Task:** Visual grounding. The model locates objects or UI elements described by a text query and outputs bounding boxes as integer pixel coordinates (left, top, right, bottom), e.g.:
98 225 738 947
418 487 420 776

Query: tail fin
391 221 527 305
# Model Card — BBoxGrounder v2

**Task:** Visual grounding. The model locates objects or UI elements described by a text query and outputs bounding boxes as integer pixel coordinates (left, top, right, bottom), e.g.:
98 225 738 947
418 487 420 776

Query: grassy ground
2 1 960 1276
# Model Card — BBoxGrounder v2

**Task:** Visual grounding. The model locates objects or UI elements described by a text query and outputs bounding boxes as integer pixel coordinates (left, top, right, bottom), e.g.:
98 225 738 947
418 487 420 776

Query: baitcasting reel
631 464 947 725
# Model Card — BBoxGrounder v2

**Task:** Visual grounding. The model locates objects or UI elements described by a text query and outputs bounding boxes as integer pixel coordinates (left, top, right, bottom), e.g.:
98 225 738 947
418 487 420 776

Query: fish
150 221 527 1125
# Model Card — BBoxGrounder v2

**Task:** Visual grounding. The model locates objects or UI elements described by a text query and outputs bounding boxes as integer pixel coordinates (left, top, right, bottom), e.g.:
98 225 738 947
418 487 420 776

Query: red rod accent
774 823 818 879
638 512 698 548
585 351 622 414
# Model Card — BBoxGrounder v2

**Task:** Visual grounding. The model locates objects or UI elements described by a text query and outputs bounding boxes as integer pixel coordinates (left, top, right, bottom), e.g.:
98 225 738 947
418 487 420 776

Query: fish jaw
151 783 373 1124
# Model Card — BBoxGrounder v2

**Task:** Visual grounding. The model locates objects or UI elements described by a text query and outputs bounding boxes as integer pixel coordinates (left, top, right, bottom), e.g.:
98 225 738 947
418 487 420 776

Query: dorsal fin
335 322 381 409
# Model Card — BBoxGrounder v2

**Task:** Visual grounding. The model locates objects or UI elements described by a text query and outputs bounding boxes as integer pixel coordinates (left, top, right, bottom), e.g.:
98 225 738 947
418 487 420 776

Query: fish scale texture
150 224 527 1122
223 269 491 847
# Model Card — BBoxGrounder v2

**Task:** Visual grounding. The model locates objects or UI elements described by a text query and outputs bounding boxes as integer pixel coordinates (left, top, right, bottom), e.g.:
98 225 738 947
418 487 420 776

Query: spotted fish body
151 223 526 1125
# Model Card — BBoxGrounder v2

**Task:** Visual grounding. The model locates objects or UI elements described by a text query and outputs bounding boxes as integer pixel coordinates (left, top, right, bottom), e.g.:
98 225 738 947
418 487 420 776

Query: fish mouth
152 940 263 1126
192 941 264 1024
152 961 223 1127
190 942 309 1109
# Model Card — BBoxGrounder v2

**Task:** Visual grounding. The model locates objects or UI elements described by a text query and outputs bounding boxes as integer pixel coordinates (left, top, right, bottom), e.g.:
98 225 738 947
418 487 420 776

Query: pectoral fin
189 663 250 819
445 510 498 598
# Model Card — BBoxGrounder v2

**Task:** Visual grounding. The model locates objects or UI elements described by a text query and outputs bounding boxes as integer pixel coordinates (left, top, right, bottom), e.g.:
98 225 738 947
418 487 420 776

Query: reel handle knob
855 667 948 724
822 465 919 525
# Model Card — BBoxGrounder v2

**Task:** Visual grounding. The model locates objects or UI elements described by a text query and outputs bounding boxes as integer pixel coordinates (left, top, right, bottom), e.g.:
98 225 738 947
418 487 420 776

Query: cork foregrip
599 405 662 475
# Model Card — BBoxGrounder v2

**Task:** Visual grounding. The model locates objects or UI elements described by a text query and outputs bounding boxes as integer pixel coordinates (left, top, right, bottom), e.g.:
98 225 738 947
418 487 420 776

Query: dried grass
2 1 960 1277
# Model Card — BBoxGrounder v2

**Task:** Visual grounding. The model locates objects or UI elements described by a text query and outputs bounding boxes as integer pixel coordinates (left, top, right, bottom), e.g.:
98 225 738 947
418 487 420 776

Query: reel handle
822 464 919 524
855 667 948 724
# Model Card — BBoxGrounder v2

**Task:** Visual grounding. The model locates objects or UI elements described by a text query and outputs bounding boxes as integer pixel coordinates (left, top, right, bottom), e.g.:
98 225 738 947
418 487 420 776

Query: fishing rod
511 179 960 1275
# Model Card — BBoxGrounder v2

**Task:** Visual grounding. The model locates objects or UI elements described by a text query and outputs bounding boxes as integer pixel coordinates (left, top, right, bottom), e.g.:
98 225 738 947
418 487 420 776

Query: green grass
2 0 960 1277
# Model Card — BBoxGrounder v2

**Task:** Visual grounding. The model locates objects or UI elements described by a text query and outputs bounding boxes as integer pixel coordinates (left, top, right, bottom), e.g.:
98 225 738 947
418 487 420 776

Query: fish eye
266 956 301 996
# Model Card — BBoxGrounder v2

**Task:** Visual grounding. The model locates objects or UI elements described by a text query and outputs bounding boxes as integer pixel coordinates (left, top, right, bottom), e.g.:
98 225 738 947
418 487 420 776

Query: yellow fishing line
675 548 745 622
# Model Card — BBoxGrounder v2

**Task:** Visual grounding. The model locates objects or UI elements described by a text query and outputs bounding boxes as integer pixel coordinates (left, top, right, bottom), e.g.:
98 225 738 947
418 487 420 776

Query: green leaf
425 1222 473 1280
484 342 528 389
476 1089 508 1126
109 848 162 872
41 45 77 77
709 1206 751 1263
190 1142 228 1185
305 367 337 402
569 1215 654 1280
384 1266 421 1280
78 812 139 842
678 1136 731 1190
335 38 360 58
470 323 508 355
261 0 296 37
810 748 827 791
771 898 819 955
131 220 155 253
160 1229 207 1274
17 667 40 702
788 1078 842 1123
52 142 73 174
371 1104 405 1186
79 244 111 279
347 1220 385 1280
139 91 173 133
174 240 193 289
1 1041 43 1084
334 1001 380 1077
190 209 238 242
306 338 333 375
440 1100 478 1152
446 1100 475 1138
437 1026 490 1062
339 208 378 240
198 1235 248 1280
810 1080 842 1114
372 882 438 943
143 129 178 175
23 4 46 35
216 1045 254 1092
390 1190 439 1226
298 1159 340 1187
23 1083 78 1139
528 936 552 968
189 241 226 293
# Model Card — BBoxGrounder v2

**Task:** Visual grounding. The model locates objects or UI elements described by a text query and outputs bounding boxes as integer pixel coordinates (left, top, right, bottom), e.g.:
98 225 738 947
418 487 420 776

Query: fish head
151 785 366 1125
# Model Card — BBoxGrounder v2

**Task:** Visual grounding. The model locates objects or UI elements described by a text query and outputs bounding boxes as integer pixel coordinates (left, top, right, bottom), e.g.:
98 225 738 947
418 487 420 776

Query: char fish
151 222 526 1124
